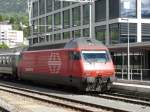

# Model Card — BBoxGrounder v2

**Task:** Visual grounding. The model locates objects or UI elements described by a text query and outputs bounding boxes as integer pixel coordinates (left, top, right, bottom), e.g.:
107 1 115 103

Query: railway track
0 81 116 112
94 93 150 107
0 80 150 112
0 87 101 112
0 107 9 112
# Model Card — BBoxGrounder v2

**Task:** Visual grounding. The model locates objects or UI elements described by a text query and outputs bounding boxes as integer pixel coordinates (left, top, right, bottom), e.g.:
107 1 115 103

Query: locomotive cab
81 50 113 76
81 50 115 91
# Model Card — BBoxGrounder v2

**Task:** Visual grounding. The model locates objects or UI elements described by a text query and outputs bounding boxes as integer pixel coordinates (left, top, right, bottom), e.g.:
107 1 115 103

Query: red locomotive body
18 38 115 91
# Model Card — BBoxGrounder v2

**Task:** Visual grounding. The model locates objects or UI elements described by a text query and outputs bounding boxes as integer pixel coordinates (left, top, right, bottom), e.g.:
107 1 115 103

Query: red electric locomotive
18 38 115 92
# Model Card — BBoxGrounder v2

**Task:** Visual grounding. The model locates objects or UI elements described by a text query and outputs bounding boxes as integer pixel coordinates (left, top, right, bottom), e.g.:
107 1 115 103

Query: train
0 38 115 92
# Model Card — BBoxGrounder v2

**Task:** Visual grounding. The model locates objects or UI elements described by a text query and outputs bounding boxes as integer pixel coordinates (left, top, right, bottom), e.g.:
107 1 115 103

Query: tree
0 15 3 21
0 42 9 49
9 17 15 24
23 26 30 37
0 14 30 38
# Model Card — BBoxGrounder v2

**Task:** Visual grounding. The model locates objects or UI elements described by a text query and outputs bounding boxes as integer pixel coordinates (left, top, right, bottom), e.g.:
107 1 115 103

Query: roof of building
0 46 27 54
108 42 150 52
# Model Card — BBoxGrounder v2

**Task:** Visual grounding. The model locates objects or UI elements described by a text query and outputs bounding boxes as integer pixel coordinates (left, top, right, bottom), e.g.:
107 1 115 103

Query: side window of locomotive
2 56 5 65
1 56 3 64
15 55 21 64
70 51 80 60
0 56 1 64
7 56 10 65
9 56 12 64
19 53 23 60
5 56 8 64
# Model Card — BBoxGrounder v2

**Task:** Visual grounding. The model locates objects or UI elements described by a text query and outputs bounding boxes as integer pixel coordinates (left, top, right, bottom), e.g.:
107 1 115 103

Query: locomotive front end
81 50 115 92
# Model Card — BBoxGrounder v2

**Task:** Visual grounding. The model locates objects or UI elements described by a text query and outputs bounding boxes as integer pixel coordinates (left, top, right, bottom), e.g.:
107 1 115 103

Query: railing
115 68 150 81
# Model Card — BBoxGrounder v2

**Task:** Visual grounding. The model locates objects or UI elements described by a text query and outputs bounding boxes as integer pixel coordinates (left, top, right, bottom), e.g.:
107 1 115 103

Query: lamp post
89 0 92 38
121 0 130 80
127 19 130 80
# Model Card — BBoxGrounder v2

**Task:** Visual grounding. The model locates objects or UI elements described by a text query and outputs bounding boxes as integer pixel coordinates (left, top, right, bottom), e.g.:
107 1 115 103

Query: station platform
112 79 150 95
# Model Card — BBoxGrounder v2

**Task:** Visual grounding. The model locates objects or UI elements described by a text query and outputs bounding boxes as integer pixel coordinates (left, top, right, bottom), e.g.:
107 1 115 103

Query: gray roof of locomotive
64 37 105 49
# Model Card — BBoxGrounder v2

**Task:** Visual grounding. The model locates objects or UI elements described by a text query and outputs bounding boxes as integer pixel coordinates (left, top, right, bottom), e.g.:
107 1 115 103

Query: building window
32 20 38 34
142 24 150 41
29 39 32 45
72 2 77 4
119 23 137 43
46 35 49 42
63 10 70 29
49 35 53 42
46 15 52 32
39 0 45 15
83 4 89 25
72 30 81 38
54 13 61 31
46 0 53 13
54 33 61 41
39 17 45 33
120 0 137 18
109 0 119 19
63 32 70 39
109 24 119 44
95 25 106 44
39 36 45 43
54 0 61 10
46 35 53 42
32 1 38 17
141 0 150 18
72 6 81 27
83 28 89 37
63 1 70 7
95 0 106 22
33 38 38 44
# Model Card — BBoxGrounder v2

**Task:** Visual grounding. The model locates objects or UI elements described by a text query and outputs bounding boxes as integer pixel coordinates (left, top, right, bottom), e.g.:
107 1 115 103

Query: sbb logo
48 53 62 73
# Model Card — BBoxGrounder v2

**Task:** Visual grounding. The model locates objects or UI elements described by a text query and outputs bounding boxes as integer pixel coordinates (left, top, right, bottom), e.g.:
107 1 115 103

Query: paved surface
0 90 77 112
59 94 150 112
113 79 150 94
0 98 15 112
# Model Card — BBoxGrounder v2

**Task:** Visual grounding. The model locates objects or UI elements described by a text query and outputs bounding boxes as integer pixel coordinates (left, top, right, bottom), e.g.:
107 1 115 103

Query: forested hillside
0 0 27 15
0 0 29 37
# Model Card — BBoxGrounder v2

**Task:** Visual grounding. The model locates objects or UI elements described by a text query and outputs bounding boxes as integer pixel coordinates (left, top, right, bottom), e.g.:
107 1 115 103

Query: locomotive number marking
48 53 62 73
25 68 33 72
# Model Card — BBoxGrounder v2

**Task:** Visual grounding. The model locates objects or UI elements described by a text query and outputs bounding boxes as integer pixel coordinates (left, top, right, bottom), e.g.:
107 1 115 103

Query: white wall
0 25 12 32
0 24 24 48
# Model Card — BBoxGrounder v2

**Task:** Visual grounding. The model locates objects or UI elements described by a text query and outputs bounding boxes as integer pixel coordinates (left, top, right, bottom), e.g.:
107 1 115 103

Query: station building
28 0 150 82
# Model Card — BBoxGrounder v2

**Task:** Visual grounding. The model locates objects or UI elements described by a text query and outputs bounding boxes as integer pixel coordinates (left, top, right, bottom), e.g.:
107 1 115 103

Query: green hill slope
0 0 27 15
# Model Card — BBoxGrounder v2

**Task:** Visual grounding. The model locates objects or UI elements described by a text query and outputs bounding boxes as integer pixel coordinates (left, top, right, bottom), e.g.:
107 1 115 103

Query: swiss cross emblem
48 53 62 73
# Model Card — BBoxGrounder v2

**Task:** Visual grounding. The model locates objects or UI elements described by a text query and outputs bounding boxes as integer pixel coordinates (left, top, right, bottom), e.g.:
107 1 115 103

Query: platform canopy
58 0 95 3
108 42 150 52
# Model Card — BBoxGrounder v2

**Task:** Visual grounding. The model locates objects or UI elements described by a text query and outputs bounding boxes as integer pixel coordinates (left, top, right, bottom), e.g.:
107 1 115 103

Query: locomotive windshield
82 51 110 63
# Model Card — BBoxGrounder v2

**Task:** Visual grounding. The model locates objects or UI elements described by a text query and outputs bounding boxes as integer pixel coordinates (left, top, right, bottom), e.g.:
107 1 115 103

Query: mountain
0 0 28 16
